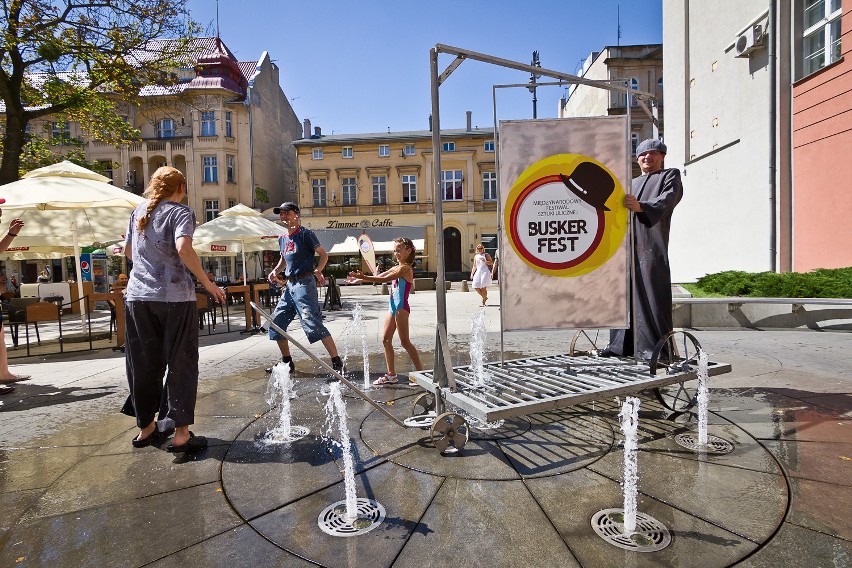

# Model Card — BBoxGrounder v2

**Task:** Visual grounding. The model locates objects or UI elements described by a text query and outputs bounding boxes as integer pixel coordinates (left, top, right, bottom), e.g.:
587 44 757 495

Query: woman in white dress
470 244 493 307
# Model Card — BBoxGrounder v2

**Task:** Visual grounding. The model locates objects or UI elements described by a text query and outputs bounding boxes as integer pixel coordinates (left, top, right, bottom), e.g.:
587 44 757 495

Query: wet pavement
0 286 850 567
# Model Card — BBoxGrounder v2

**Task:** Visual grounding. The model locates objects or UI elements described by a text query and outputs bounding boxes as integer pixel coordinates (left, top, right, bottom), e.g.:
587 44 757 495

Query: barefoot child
347 237 423 385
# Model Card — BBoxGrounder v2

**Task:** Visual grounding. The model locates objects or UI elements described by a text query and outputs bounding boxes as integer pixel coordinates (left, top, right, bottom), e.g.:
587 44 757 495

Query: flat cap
636 139 667 157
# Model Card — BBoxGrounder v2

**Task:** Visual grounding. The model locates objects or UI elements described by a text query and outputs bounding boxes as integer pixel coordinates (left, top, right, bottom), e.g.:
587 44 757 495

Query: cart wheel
569 329 606 357
650 331 702 412
412 392 436 417
430 412 469 454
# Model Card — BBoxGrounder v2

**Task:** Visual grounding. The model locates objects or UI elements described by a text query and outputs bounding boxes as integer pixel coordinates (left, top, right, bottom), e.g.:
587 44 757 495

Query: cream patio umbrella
191 203 283 286
0 161 143 317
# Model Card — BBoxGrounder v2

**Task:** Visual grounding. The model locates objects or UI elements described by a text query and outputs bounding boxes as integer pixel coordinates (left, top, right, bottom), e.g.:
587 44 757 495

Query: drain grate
262 426 310 444
318 498 385 537
403 413 436 429
591 509 672 552
673 432 734 454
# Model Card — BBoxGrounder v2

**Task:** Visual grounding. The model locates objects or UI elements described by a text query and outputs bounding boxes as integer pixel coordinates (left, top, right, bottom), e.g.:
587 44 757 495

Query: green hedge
694 268 852 298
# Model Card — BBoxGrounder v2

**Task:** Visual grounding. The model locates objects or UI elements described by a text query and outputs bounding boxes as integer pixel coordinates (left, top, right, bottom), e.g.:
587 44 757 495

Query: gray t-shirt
125 200 197 302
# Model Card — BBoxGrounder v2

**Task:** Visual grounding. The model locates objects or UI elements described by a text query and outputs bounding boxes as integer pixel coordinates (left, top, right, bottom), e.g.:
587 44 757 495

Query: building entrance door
443 227 461 272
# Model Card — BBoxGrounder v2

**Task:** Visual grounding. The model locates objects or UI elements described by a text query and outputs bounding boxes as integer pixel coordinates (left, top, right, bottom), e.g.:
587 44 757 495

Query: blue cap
636 139 667 157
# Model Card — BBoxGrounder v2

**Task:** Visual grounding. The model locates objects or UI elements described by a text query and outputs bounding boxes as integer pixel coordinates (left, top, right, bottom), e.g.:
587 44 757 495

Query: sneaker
326 357 345 383
373 373 398 385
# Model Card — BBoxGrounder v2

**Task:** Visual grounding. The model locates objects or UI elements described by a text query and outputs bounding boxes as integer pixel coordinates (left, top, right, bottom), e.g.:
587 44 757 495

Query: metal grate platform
409 354 731 423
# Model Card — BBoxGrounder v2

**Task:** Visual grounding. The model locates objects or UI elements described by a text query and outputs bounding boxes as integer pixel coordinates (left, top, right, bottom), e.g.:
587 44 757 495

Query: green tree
0 0 198 184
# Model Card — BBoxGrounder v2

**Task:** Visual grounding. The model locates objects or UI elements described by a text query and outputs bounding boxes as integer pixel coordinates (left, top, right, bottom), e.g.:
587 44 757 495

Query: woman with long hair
123 166 225 453
347 237 423 385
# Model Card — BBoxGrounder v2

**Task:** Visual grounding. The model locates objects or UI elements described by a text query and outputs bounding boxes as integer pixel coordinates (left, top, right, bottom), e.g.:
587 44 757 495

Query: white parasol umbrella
0 161 143 317
191 203 283 286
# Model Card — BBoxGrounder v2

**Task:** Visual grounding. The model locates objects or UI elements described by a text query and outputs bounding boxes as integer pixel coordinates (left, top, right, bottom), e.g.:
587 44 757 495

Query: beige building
558 44 664 177
292 118 498 277
20 37 301 223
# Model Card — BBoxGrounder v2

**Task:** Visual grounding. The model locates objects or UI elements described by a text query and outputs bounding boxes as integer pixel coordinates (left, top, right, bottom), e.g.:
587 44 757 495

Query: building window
482 171 497 201
484 140 495 152
803 0 842 76
225 111 233 137
228 198 236 209
202 155 218 183
51 121 71 142
481 233 498 260
204 199 219 222
342 146 353 158
631 133 640 156
372 175 387 204
378 144 390 157
157 118 175 139
312 178 327 206
342 177 357 205
442 141 455 152
200 111 216 136
404 143 416 156
441 170 463 201
402 174 417 203
226 155 235 183
312 148 324 160
98 160 114 181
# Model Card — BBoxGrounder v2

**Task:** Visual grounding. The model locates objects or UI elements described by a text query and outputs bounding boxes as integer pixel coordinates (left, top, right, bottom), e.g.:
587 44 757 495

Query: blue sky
186 0 662 134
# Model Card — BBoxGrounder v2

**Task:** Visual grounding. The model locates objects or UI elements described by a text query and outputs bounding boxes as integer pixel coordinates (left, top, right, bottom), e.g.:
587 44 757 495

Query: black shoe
326 357 345 383
598 348 616 358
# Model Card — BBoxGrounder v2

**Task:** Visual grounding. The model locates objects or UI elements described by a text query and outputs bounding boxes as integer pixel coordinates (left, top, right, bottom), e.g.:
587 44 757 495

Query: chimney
303 118 311 139
466 111 472 132
314 126 322 137
428 114 432 132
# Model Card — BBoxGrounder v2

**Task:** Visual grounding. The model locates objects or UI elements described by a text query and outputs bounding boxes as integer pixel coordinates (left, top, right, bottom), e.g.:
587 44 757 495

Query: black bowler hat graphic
559 162 614 211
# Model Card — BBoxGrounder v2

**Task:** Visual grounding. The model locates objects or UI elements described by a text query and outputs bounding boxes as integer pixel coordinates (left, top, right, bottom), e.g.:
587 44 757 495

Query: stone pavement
0 285 849 567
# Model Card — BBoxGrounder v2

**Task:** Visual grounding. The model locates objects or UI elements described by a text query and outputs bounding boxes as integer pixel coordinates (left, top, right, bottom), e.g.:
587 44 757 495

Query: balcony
305 203 436 217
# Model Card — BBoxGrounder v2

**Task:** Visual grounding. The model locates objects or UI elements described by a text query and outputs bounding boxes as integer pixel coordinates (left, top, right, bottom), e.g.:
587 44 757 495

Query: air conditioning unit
735 24 764 57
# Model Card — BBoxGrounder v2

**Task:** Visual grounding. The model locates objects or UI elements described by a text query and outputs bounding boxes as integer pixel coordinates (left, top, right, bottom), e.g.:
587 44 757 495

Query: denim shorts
267 276 330 344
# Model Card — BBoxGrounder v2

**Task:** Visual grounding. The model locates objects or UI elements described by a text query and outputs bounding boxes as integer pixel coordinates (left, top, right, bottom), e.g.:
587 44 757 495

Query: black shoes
265 357 296 374
326 356 345 383
598 348 616 358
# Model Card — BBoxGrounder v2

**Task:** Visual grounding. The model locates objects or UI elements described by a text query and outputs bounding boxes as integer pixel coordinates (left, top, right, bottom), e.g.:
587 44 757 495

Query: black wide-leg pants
124 301 199 429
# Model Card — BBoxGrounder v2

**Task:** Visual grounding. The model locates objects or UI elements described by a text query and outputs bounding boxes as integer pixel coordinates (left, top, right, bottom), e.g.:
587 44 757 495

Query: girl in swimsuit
347 237 423 385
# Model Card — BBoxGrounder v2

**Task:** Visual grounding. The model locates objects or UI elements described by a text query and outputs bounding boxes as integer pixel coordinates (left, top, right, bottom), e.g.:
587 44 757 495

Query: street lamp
528 51 542 119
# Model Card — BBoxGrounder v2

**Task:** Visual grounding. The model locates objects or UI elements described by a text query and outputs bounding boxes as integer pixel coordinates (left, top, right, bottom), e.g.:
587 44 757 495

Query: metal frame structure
429 44 658 412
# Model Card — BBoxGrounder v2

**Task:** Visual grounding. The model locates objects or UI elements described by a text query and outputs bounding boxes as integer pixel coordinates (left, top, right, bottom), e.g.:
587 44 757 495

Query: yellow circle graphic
504 154 627 277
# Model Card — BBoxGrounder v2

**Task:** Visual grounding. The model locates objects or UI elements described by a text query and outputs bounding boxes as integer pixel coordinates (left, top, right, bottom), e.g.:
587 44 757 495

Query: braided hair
137 166 186 232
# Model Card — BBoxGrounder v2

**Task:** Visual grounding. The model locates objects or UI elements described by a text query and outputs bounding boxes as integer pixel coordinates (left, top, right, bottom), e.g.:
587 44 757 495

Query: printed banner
499 117 630 330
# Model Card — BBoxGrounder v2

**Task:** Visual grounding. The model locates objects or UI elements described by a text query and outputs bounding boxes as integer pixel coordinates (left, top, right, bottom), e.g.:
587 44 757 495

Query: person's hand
315 269 327 286
203 280 226 304
346 270 364 284
624 194 643 213
8 218 23 236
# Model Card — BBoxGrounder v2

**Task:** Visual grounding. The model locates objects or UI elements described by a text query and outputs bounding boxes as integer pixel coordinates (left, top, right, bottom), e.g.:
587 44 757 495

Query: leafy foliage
694 268 852 298
0 0 199 182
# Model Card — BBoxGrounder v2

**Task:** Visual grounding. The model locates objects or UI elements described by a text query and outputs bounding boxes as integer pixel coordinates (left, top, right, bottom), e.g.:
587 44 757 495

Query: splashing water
618 396 640 536
351 302 371 389
324 382 359 520
697 349 710 446
263 362 301 443
469 309 490 388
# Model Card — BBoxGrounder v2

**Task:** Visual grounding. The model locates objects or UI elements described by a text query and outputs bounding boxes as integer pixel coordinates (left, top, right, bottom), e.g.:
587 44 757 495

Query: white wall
664 0 774 282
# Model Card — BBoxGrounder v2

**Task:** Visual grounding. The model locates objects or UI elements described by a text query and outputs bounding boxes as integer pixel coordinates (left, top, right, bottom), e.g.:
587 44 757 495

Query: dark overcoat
609 167 683 359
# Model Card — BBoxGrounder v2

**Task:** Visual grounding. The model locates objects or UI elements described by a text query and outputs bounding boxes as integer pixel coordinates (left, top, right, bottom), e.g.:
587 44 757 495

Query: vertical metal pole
626 104 638 363
430 48 447 342
492 85 504 364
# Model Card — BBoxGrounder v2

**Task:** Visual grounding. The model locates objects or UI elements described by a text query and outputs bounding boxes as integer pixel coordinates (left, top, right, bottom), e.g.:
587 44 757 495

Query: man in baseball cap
272 202 300 215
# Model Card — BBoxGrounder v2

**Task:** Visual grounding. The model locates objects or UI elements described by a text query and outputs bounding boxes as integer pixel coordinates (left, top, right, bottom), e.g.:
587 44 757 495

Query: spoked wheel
430 412 469 454
650 331 703 412
569 329 607 357
403 392 437 429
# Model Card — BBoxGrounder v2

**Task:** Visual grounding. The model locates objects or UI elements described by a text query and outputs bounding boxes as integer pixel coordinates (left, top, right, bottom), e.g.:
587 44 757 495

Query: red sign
210 245 227 252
